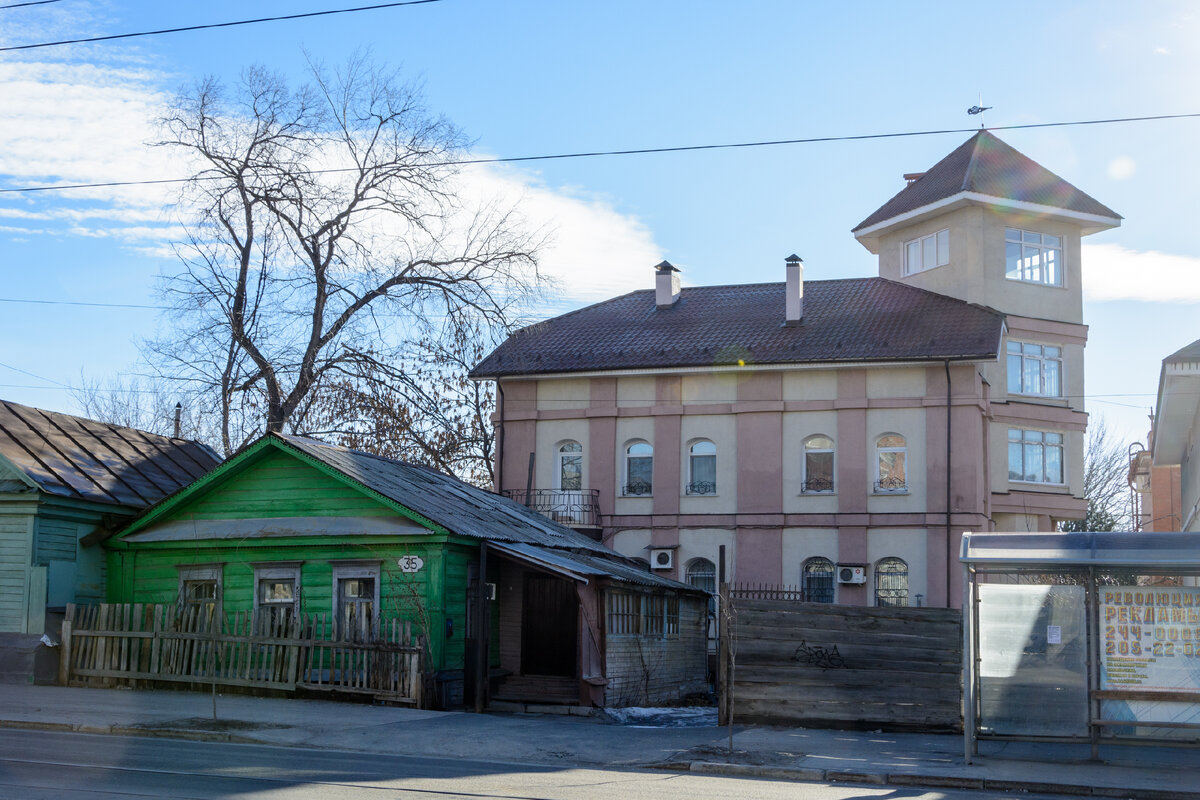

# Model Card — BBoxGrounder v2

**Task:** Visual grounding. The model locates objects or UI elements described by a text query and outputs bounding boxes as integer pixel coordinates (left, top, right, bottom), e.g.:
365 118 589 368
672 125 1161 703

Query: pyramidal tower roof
853 130 1121 237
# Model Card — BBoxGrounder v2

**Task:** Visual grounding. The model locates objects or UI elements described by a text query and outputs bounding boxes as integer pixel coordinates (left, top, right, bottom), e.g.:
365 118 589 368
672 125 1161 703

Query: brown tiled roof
1164 338 1200 364
471 278 1004 378
853 131 1121 232
0 399 221 508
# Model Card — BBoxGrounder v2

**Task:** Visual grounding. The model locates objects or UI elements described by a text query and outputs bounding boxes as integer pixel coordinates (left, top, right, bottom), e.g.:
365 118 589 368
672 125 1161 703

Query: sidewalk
3 684 1200 799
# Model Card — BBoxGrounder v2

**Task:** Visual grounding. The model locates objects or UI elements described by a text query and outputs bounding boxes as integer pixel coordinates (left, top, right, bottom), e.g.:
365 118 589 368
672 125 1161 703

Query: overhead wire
2 112 1198 195
0 0 443 52
0 0 61 9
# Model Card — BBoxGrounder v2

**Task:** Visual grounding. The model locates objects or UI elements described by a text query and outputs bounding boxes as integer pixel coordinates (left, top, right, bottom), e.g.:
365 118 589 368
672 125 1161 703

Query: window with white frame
1008 428 1065 484
874 433 907 493
875 558 909 607
802 557 835 603
685 558 716 595
331 562 380 641
253 562 301 633
178 565 221 623
687 440 717 495
623 441 653 496
1005 228 1063 286
802 434 835 493
903 229 949 275
1007 341 1062 397
557 440 583 490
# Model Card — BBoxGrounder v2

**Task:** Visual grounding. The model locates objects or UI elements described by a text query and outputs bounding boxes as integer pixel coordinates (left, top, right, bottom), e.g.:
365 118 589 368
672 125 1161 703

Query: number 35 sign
397 555 424 573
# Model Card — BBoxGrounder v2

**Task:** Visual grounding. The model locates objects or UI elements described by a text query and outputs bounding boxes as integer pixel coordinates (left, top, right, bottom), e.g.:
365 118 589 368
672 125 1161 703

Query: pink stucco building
472 131 1121 608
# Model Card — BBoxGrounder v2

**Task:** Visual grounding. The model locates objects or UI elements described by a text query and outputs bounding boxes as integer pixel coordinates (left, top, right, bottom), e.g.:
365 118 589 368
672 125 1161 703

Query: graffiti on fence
790 640 847 670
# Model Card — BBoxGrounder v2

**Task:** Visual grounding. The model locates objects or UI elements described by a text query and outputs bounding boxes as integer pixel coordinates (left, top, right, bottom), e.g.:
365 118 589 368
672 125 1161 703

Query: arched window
687 440 717 495
557 441 583 490
874 433 907 492
875 557 909 607
802 435 835 493
623 441 653 496
801 557 835 603
685 558 716 595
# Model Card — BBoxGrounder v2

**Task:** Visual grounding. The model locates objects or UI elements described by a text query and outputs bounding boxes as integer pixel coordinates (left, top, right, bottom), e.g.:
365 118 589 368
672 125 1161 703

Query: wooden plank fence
720 591 962 732
60 603 424 705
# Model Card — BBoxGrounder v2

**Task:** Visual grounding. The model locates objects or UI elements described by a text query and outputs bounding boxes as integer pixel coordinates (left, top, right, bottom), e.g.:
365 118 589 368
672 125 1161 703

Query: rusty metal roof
0 399 221 508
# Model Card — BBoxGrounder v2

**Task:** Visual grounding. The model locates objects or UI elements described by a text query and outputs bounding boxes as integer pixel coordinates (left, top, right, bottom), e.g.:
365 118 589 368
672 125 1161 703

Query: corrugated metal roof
471 278 1003 379
276 435 701 593
854 131 1121 232
0 399 221 508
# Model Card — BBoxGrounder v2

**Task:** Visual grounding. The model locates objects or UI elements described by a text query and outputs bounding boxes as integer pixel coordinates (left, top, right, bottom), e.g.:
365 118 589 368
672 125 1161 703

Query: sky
1 0 1198 449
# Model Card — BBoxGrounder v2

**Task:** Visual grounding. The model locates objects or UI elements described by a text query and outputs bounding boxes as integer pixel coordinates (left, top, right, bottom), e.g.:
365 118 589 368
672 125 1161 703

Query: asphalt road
0 729 1079 800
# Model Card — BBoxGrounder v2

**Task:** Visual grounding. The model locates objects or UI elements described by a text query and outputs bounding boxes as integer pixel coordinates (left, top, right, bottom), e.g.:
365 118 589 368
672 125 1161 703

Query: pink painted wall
589 378 617 511
735 527 783 583
836 370 868 512
498 380 537 493
653 377 682 518
736 373 783 513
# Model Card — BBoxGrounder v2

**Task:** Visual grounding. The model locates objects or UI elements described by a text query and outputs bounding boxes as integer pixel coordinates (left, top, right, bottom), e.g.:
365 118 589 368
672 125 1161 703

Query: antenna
967 94 993 129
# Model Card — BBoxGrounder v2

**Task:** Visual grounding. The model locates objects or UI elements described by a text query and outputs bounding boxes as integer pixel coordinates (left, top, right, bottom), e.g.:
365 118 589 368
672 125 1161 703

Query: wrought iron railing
802 476 834 493
685 481 717 496
622 479 653 496
502 488 600 527
873 476 907 493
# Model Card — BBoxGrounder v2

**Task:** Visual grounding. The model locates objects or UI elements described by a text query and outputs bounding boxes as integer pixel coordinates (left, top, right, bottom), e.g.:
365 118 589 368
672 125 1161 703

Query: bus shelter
962 531 1200 761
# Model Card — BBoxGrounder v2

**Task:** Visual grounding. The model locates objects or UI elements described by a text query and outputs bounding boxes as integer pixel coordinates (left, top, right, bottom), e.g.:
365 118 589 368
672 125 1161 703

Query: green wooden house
0 400 219 683
107 433 708 708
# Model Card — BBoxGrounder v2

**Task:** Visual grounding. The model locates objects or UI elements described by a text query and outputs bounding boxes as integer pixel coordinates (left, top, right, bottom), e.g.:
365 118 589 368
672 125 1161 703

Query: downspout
945 359 953 609
495 382 505 494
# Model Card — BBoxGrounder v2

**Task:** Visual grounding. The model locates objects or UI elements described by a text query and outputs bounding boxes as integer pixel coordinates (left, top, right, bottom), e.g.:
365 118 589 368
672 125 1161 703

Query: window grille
875 558 909 607
802 557 835 603
606 591 640 635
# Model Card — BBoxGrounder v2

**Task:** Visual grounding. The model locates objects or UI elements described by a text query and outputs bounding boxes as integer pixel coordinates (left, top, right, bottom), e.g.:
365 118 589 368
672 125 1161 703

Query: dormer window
1005 228 1062 286
903 229 949 275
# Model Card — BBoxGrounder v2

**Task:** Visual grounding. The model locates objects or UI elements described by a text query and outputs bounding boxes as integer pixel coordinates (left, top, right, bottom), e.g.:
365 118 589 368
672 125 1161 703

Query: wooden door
521 575 578 677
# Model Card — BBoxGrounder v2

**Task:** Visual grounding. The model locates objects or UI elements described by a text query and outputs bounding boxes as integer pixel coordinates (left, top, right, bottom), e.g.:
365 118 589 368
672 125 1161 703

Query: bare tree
1061 415 1135 532
72 374 211 441
145 56 542 458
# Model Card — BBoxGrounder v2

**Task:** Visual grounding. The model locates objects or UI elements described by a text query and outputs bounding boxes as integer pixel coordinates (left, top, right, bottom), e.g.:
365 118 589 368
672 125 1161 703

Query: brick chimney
785 254 803 325
655 260 681 308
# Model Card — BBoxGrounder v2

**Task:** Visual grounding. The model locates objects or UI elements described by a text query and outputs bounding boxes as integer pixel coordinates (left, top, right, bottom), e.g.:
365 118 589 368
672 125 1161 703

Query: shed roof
0 399 220 509
471 277 1004 379
853 130 1121 234
961 531 1200 568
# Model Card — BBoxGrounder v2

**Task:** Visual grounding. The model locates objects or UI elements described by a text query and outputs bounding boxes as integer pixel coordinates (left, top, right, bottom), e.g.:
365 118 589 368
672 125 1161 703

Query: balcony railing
873 476 907 493
503 489 600 527
685 481 717 496
802 476 834 493
622 479 653 497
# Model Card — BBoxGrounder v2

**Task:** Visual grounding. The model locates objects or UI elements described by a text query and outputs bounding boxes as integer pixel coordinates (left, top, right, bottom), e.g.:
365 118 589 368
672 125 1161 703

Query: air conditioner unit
837 565 867 584
650 548 674 570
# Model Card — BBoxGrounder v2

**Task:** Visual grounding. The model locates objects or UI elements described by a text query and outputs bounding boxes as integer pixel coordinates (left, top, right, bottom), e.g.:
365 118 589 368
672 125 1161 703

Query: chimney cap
654 260 679 273
903 172 926 184
785 254 802 264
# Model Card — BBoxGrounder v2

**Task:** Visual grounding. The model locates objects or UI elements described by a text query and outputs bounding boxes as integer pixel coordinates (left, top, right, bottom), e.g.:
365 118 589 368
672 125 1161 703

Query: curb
0 719 265 746
668 761 1200 800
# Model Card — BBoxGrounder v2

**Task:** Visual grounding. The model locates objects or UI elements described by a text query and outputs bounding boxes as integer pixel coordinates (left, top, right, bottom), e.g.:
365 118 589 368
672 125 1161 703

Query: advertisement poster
1099 585 1200 731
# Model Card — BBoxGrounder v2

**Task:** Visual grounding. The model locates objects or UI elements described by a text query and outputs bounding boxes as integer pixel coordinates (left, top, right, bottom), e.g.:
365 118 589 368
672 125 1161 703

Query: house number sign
397 555 424 573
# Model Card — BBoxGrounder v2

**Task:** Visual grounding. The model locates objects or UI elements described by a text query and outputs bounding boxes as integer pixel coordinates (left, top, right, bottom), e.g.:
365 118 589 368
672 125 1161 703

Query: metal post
1087 566 1100 761
963 561 976 764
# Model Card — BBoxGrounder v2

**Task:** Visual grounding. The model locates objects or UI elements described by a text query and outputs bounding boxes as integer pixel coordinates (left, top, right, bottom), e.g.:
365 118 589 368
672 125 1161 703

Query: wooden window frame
331 561 381 640
252 561 302 632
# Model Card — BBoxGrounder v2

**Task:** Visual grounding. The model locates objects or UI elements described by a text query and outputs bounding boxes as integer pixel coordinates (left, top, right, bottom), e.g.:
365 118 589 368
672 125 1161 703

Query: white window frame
874 433 908 494
1005 228 1064 287
1006 340 1063 398
1008 428 1066 485
903 229 949 276
556 440 583 491
623 440 653 496
686 439 717 495
875 557 909 607
802 434 835 493
331 561 381 640
253 562 302 631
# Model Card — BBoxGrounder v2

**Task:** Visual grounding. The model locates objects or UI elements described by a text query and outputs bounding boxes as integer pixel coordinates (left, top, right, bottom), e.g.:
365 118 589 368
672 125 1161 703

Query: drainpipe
475 542 488 713
945 360 953 609
495 383 505 493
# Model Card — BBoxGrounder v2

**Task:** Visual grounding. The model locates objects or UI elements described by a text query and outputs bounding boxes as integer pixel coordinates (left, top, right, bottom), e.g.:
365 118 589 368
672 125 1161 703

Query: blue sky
1 0 1198 447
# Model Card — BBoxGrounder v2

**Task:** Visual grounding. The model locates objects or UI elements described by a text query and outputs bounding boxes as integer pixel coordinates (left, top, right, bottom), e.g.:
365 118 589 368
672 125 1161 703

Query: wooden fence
60 603 424 705
720 592 962 731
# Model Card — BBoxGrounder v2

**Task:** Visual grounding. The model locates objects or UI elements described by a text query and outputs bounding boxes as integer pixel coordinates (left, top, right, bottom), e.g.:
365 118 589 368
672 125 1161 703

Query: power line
0 360 69 388
3 112 1199 196
0 297 165 310
0 0 442 52
0 0 61 9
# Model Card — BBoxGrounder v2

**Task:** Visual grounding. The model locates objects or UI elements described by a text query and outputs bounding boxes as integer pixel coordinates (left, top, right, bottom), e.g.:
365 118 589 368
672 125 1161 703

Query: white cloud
1083 243 1200 302
1155 46 1171 55
1107 156 1136 180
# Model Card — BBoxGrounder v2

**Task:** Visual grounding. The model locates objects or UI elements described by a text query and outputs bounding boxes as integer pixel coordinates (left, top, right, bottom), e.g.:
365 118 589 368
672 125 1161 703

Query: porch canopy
961 531 1200 762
